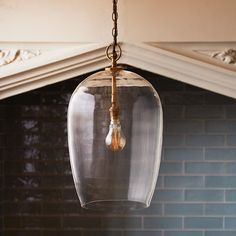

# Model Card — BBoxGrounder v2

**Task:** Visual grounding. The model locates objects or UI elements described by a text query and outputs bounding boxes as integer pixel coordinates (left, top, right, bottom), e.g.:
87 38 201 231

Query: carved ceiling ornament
0 49 41 66
196 48 236 65
212 48 236 64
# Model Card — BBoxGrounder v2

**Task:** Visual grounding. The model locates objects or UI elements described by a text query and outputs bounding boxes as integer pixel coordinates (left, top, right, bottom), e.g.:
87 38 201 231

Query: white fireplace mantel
1 42 236 100
1 1 236 99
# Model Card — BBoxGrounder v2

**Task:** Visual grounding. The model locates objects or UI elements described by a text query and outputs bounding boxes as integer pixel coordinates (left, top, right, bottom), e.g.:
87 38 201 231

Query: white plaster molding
1 42 236 100
121 43 236 99
196 48 236 65
0 49 40 66
0 43 110 99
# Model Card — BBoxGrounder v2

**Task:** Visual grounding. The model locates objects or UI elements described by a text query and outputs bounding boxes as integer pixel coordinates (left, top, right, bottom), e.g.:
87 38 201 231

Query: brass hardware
106 43 122 65
106 0 122 126
105 0 126 151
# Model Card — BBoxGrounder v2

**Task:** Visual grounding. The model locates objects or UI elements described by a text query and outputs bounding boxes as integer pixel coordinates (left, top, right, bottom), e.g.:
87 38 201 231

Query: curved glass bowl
68 69 163 212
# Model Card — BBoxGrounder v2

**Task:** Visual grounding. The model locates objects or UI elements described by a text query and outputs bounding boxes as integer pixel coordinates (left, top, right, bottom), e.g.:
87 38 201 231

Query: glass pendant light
68 0 163 212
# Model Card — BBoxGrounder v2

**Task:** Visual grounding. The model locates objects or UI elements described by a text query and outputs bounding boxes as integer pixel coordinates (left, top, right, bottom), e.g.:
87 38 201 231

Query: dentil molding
1 42 236 100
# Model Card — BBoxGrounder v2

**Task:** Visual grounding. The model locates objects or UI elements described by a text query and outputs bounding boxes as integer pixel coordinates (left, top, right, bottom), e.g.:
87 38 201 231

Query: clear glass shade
68 69 163 212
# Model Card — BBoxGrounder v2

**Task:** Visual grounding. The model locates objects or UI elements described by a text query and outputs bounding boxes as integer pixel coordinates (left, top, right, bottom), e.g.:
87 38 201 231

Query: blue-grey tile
226 163 236 173
227 135 236 146
225 217 236 229
205 120 226 133
205 94 235 105
102 217 141 229
186 105 224 119
159 163 183 174
164 148 203 161
226 120 236 130
205 231 236 236
206 176 236 188
152 190 184 202
144 217 182 229
163 135 184 147
0 135 5 147
226 190 236 201
184 93 204 105
185 190 224 202
4 230 41 236
156 176 163 188
83 231 121 236
165 231 203 236
164 120 204 134
185 162 227 174
186 135 225 146
205 148 236 160
164 176 204 188
133 204 163 215
206 120 236 133
226 106 236 118
63 216 101 228
163 93 187 105
184 217 223 229
124 231 162 236
206 204 236 215
165 106 184 119
164 204 203 215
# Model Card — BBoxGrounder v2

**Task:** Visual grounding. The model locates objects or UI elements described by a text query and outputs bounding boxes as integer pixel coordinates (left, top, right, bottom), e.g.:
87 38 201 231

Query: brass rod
111 74 116 107
107 0 120 122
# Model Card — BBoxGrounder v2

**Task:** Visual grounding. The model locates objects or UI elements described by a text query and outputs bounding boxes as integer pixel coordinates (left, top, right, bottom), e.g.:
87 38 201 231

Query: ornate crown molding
1 42 236 100
195 48 236 65
212 49 236 64
0 49 41 66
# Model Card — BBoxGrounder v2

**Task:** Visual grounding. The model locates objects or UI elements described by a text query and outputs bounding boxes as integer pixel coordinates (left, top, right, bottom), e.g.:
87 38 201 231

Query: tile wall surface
0 67 236 236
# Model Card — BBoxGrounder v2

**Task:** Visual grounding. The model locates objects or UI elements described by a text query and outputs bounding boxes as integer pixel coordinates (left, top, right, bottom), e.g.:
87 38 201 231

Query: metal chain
112 0 118 56
106 0 122 65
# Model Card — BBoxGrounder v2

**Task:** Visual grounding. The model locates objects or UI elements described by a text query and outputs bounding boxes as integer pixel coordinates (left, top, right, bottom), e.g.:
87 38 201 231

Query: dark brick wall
0 67 236 236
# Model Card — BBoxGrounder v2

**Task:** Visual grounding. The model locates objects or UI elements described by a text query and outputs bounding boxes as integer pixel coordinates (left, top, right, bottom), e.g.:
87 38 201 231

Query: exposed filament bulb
105 69 126 152
105 119 126 151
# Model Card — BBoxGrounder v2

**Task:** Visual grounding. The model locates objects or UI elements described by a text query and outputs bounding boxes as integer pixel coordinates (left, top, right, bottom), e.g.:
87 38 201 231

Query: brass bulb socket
109 106 120 122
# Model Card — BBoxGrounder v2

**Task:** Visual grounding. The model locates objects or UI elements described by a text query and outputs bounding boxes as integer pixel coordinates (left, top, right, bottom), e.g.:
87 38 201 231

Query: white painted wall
123 0 236 42
0 0 236 43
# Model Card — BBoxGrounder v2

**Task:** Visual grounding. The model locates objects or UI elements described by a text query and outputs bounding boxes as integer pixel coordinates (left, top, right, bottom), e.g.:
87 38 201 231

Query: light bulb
105 120 126 151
